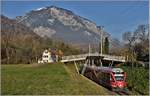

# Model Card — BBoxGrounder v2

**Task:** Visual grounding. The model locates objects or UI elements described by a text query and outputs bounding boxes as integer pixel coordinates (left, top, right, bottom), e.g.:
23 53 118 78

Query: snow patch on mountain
35 7 46 11
84 31 92 36
48 19 55 24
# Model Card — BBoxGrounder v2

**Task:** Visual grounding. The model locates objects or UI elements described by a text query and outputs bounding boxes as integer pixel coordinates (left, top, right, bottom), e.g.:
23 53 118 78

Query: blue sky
1 1 149 40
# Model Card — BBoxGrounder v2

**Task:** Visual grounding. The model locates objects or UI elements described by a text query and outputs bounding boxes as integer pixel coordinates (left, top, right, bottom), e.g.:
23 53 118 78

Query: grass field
1 63 109 95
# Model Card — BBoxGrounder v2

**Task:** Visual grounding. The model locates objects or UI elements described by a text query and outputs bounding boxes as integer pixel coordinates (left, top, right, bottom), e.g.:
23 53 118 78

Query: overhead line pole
100 26 104 55
88 44 91 56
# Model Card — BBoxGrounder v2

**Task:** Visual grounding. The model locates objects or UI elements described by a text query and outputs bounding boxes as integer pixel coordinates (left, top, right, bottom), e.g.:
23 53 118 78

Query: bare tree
122 31 137 68
122 24 149 67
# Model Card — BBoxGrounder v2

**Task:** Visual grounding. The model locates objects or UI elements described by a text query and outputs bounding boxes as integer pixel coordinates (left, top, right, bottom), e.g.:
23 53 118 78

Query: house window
43 55 48 58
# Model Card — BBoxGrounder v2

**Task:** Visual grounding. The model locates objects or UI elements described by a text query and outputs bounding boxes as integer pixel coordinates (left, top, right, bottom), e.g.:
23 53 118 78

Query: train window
115 76 124 81
104 73 110 82
101 72 106 81
98 72 102 79
101 72 105 80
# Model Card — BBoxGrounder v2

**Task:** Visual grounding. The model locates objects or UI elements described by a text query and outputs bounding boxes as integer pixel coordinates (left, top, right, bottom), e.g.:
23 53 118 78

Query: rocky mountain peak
15 6 112 48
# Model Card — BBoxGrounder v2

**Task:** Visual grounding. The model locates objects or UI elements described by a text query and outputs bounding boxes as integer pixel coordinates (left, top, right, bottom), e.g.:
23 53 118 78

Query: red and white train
82 66 127 91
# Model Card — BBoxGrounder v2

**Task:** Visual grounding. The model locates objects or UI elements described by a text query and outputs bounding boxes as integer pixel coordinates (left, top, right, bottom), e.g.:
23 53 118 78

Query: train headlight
119 84 122 87
118 83 123 88
111 83 117 87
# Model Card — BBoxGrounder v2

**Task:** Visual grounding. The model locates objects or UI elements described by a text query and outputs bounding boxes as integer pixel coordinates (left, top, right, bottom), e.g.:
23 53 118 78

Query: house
38 49 55 63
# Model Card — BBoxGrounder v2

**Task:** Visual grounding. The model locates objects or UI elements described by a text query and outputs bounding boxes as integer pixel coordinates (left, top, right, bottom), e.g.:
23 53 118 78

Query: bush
122 66 149 95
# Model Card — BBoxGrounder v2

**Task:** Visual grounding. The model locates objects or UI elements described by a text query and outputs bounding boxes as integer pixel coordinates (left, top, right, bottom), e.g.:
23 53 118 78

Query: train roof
97 67 124 73
86 66 124 73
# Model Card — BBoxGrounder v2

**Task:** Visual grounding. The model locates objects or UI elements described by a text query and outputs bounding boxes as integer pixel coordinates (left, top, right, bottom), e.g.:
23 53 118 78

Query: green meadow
1 63 109 95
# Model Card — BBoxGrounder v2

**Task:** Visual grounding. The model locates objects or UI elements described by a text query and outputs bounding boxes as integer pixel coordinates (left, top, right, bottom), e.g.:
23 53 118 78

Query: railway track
112 89 131 95
109 90 130 95
116 91 130 95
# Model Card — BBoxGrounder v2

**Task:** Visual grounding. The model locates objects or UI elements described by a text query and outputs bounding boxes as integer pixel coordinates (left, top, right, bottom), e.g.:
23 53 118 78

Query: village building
38 49 63 64
38 49 55 63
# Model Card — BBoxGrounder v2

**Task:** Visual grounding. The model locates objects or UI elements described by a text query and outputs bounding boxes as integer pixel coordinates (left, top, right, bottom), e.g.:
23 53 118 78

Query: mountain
16 6 110 48
1 15 83 64
1 15 40 40
1 15 41 63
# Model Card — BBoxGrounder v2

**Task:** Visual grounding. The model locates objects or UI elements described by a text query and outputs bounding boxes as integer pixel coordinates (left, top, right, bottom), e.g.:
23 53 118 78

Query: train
81 65 127 91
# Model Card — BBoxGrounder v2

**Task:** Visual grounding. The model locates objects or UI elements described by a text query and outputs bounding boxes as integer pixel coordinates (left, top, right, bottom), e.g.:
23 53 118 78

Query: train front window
115 76 124 81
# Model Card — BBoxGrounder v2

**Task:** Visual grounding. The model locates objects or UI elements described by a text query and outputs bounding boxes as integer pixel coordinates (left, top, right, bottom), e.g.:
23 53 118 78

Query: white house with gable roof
38 49 54 63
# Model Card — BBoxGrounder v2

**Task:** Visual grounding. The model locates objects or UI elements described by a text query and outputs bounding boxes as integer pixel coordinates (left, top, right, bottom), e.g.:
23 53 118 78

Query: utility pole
100 26 104 55
88 44 91 56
